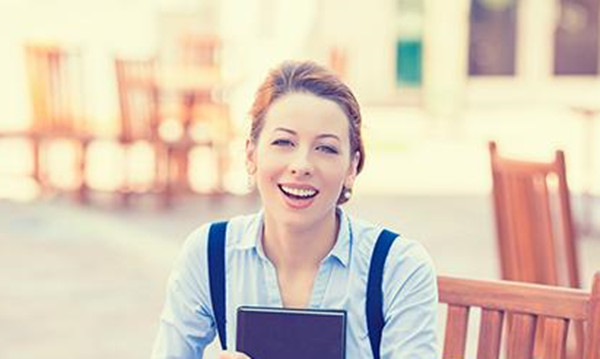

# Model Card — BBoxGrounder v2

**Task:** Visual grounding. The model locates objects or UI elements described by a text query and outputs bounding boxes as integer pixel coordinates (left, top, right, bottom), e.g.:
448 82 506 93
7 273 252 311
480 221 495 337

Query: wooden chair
179 34 221 70
176 34 232 193
115 57 164 205
329 46 347 79
177 33 224 133
439 273 600 359
489 141 579 287
24 43 93 202
489 141 582 356
114 57 195 207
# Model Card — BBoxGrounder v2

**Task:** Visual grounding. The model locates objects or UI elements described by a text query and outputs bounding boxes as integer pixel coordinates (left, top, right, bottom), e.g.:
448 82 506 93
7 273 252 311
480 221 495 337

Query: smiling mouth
278 184 319 200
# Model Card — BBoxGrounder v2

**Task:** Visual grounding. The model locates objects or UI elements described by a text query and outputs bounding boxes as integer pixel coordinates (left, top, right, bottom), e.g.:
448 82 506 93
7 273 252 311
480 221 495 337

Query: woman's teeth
279 185 318 199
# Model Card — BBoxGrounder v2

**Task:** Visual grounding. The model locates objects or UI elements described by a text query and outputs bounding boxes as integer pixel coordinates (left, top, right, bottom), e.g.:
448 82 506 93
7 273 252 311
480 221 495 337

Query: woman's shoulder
349 214 435 273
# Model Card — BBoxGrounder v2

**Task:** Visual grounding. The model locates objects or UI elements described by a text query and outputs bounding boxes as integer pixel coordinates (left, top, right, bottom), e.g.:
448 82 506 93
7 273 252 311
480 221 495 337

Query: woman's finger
218 350 251 359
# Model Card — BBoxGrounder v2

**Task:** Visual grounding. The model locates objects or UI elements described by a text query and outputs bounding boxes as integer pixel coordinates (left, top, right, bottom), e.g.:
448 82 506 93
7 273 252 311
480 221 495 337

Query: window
468 0 517 76
395 0 423 86
554 0 599 75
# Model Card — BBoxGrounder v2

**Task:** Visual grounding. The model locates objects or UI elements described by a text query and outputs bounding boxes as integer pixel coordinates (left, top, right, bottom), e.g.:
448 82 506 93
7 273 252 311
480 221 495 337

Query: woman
152 61 438 358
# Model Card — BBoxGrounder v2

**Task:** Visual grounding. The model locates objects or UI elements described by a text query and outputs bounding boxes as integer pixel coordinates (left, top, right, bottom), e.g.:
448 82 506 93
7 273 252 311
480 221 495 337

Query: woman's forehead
262 92 350 136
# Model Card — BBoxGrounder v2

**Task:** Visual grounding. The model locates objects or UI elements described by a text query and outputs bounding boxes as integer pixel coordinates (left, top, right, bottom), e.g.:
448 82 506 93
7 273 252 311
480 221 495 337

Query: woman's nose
289 151 313 176
290 167 311 176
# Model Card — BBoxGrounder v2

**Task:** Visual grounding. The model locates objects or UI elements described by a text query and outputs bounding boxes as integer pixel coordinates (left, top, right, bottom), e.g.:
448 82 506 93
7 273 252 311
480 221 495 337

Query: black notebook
236 306 347 359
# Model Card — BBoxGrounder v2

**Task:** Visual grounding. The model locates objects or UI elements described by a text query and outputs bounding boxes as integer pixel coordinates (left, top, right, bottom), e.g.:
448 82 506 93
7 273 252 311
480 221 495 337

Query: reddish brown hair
248 61 365 203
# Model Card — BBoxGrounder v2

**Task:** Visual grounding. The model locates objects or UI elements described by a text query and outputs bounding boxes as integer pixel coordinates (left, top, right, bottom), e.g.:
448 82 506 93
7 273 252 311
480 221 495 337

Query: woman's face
246 92 359 227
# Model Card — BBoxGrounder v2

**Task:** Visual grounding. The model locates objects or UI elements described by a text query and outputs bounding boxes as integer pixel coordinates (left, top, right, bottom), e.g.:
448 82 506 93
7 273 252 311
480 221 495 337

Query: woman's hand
218 351 251 359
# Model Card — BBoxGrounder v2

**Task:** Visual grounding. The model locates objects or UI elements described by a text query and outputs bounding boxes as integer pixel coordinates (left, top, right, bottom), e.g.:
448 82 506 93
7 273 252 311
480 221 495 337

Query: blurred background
1 0 600 357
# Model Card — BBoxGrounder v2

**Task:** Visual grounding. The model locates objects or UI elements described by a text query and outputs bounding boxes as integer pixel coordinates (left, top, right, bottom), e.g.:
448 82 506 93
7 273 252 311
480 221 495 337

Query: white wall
316 0 398 104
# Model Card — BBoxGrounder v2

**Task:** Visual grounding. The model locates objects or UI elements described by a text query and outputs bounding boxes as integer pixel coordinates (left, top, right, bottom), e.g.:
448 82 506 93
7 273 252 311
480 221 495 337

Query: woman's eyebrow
273 127 340 141
273 127 296 135
316 134 341 141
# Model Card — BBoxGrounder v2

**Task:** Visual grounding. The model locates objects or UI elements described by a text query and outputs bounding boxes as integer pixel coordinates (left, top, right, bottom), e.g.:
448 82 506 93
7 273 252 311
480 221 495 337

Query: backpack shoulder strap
366 228 399 359
208 221 228 350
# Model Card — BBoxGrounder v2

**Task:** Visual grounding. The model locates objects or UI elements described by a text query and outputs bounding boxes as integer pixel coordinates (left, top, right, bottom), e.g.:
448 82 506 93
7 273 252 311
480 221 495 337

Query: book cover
236 306 346 359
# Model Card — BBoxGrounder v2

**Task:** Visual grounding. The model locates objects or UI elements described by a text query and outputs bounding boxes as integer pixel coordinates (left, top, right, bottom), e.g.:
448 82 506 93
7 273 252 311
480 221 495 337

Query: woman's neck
262 210 339 270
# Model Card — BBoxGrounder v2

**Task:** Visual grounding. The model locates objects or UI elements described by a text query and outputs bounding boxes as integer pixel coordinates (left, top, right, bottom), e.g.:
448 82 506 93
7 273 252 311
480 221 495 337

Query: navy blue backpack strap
208 221 228 350
366 229 399 359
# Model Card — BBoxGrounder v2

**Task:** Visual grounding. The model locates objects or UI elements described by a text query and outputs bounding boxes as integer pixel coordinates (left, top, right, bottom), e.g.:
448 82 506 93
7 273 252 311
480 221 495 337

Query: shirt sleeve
380 238 439 359
151 225 217 359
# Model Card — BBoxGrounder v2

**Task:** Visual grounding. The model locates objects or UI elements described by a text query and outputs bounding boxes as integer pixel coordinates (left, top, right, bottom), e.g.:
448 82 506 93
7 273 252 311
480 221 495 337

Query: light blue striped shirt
152 208 438 358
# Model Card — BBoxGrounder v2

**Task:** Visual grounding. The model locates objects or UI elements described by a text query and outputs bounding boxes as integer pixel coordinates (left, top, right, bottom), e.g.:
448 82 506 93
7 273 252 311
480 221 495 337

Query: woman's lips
278 184 318 198
278 184 319 209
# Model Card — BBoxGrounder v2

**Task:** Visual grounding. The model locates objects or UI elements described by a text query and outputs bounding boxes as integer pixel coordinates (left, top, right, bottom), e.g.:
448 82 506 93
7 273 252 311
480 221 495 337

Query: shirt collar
329 207 351 267
234 208 352 267
235 209 264 251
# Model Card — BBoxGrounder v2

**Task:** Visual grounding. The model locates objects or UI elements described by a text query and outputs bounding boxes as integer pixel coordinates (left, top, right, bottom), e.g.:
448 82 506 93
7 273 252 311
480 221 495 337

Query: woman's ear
245 139 257 175
344 151 360 189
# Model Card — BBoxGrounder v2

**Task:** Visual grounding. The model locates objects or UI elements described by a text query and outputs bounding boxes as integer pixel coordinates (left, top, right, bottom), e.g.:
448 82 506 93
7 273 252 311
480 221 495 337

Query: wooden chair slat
535 317 568 359
506 313 536 359
476 308 503 359
443 305 470 359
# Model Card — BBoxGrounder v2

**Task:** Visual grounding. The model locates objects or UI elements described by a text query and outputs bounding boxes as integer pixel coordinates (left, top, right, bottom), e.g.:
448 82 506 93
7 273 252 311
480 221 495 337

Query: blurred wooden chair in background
176 33 233 193
329 46 347 79
24 43 93 203
489 141 582 357
115 57 159 197
179 34 221 70
439 273 600 359
115 57 188 207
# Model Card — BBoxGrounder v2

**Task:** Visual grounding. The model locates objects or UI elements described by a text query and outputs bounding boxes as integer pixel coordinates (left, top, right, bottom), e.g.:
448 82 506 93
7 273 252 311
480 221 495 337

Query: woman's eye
271 139 293 147
317 145 339 154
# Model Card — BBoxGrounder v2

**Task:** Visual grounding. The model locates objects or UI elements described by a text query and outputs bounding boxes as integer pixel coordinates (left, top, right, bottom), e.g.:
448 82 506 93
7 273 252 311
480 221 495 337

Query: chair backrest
488 141 580 289
438 273 600 359
329 46 347 79
114 58 160 143
25 43 86 135
177 34 222 106
179 34 221 69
